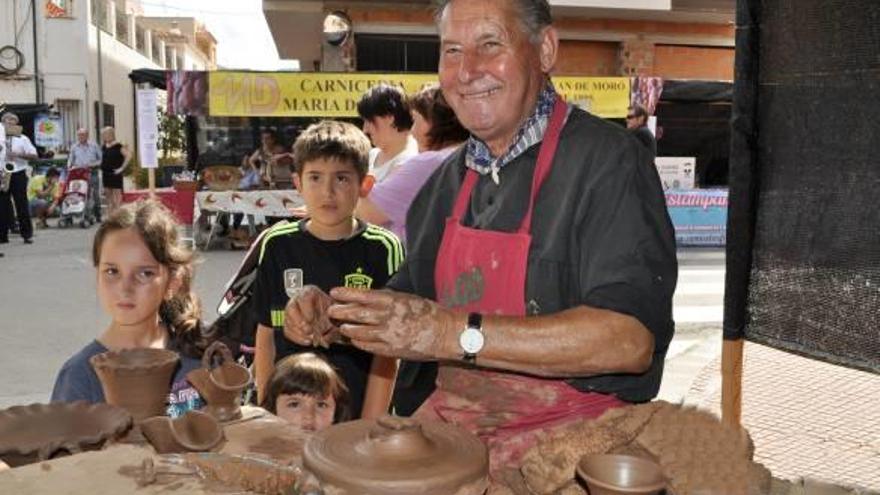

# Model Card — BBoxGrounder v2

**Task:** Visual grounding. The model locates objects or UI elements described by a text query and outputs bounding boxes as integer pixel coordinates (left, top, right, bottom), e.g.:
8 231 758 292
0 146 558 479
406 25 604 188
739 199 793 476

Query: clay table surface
0 406 307 494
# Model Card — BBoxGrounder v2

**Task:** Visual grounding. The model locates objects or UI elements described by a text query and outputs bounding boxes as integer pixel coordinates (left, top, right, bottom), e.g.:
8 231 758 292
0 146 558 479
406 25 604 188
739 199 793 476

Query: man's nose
457 51 482 84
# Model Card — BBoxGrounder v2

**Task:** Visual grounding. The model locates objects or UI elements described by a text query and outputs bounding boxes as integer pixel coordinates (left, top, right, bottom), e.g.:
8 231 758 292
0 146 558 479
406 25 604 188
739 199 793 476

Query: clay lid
303 416 488 495
0 402 132 467
142 410 224 454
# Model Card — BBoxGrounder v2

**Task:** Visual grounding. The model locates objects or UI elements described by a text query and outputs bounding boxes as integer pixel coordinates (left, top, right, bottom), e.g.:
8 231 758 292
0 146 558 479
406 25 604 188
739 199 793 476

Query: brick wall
555 40 619 76
654 44 734 80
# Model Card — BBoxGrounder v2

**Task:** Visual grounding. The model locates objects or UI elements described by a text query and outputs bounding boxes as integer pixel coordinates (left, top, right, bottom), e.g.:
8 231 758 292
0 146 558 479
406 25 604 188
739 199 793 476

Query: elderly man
67 127 102 222
283 0 677 476
1 112 38 245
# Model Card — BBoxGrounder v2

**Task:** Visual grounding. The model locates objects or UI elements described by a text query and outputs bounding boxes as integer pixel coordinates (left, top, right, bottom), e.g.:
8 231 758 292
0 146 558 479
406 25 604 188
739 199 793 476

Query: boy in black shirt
252 121 403 419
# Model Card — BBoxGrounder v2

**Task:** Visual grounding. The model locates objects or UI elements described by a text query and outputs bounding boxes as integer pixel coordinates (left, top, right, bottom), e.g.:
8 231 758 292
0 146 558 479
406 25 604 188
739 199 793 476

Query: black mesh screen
725 0 880 372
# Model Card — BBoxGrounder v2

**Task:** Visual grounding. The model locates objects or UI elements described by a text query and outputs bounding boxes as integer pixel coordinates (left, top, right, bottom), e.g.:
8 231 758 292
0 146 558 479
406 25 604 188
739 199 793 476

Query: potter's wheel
303 416 488 494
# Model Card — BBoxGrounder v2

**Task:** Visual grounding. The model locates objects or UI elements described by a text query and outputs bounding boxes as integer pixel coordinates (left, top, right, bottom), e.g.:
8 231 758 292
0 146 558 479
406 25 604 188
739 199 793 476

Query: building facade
0 0 216 151
262 0 734 80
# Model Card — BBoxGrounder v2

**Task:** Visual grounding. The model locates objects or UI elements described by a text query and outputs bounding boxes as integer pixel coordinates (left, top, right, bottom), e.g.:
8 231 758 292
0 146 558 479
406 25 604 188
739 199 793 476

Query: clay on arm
254 324 277 405
469 306 654 377
359 356 398 419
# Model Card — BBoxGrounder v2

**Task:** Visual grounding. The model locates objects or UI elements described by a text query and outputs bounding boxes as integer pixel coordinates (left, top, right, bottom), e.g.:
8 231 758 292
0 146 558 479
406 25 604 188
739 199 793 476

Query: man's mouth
461 88 501 100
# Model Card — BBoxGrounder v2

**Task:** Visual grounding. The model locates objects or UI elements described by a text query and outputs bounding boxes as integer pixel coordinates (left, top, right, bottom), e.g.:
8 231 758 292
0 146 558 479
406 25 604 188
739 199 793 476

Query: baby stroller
57 167 97 228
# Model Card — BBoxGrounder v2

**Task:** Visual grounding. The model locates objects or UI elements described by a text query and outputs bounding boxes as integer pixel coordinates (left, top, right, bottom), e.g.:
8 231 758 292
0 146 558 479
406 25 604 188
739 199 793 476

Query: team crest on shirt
283 269 304 298
344 268 373 289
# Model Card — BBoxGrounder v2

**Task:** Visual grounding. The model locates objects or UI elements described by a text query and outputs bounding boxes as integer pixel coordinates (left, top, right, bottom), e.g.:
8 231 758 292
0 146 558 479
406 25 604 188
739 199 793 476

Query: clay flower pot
0 402 132 467
576 454 667 495
141 410 224 454
90 348 180 422
302 415 489 495
186 342 251 422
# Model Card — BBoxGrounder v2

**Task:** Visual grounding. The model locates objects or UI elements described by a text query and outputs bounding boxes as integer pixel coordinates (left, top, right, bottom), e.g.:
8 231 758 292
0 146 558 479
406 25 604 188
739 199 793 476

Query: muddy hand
283 285 339 348
327 288 459 360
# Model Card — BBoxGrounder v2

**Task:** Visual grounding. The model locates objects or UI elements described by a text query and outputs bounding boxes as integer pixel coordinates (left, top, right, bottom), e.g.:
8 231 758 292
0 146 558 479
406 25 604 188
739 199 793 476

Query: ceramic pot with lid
301 415 489 495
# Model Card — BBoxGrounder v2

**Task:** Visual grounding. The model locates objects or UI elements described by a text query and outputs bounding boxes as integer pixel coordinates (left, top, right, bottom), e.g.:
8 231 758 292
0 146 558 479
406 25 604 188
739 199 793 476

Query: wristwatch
459 313 485 363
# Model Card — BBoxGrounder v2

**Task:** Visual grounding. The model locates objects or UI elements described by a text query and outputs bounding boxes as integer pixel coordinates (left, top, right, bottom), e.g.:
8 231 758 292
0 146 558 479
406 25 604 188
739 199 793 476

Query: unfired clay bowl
576 454 667 495
186 342 251 422
0 402 132 467
141 410 224 454
90 348 179 422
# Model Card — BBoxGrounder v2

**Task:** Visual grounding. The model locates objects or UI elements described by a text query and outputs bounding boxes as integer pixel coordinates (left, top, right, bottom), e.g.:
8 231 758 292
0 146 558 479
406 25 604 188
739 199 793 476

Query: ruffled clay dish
90 348 179 422
141 410 224 454
302 415 489 495
576 454 667 495
0 402 132 467
187 342 251 422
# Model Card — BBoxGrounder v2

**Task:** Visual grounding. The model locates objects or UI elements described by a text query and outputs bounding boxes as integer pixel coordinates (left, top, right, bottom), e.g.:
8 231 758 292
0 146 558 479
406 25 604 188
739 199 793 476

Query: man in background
626 104 657 157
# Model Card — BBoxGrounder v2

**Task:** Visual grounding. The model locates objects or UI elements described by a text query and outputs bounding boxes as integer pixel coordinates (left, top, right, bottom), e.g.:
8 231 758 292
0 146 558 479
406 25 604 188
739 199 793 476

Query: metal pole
31 0 41 103
96 0 105 134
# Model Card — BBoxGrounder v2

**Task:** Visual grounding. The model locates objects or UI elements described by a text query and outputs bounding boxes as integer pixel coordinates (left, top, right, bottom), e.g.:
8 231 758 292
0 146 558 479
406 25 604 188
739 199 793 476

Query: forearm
354 196 390 226
254 326 277 405
360 356 398 419
445 306 655 378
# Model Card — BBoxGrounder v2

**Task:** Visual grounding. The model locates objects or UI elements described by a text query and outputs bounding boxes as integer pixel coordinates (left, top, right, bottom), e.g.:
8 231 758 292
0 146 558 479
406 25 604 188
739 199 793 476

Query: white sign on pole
136 88 159 169
655 156 696 190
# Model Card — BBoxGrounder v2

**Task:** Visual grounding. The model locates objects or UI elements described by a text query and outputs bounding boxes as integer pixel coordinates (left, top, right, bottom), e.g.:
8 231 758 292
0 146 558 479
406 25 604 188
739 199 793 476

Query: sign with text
664 188 728 246
208 72 631 118
136 88 159 169
655 156 696 190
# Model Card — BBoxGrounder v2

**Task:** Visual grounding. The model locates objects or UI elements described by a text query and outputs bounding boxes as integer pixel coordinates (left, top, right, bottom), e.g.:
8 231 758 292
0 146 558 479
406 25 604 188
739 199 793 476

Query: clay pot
302 415 489 495
89 348 179 422
186 341 251 422
576 454 667 495
141 410 224 454
0 402 132 467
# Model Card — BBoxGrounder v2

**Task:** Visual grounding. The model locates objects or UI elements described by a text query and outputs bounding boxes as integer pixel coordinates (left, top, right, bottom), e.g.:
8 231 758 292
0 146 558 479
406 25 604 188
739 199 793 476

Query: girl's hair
261 352 351 424
407 84 470 151
92 199 207 359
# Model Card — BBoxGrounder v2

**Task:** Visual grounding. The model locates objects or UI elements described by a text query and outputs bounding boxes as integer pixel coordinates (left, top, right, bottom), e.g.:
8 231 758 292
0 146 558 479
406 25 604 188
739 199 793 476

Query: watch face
460 327 485 354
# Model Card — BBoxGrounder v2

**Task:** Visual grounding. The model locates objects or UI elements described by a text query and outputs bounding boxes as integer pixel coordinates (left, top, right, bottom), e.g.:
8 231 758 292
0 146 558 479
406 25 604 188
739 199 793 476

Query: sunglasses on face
626 114 638 119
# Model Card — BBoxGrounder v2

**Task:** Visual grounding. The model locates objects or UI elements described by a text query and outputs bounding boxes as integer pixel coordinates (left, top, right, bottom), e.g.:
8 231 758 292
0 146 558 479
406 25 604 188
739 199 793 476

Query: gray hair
1 112 19 125
434 0 553 44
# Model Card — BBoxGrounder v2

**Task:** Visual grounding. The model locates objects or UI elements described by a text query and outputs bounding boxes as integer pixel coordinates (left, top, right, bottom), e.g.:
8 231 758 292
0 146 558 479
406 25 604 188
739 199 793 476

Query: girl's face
97 228 173 328
411 110 432 152
275 392 336 432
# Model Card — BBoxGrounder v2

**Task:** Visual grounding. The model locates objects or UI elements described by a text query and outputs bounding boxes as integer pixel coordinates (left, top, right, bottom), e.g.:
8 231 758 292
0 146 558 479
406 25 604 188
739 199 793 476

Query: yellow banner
208 72 630 118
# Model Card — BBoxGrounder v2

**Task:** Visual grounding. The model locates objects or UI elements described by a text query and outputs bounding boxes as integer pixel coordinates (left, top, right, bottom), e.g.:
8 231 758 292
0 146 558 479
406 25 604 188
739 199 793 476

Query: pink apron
416 97 625 476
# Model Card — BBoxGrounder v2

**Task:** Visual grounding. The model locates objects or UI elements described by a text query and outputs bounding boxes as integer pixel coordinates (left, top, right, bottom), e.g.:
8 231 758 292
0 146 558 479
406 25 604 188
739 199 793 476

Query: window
355 34 440 73
90 0 110 31
116 12 130 46
55 99 81 151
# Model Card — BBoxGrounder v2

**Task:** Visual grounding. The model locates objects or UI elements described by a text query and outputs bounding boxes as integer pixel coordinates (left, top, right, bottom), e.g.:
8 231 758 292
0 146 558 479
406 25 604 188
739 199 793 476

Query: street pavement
2 229 877 489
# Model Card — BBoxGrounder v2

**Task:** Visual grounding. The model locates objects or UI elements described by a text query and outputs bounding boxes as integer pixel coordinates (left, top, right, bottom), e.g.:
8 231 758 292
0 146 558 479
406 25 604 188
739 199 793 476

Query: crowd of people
25 0 675 483
0 115 131 259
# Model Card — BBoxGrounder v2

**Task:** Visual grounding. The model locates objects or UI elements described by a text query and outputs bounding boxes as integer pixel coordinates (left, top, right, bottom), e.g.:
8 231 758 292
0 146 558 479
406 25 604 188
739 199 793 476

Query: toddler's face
276 392 336 432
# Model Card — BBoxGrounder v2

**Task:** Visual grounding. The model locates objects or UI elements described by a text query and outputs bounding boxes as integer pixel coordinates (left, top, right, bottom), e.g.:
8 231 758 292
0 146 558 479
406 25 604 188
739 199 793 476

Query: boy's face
361 115 396 150
294 157 368 239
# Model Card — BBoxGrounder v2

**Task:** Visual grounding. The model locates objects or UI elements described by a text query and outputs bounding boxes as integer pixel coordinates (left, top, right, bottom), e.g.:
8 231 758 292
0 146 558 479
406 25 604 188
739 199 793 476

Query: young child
261 352 350 432
51 199 206 417
252 120 403 419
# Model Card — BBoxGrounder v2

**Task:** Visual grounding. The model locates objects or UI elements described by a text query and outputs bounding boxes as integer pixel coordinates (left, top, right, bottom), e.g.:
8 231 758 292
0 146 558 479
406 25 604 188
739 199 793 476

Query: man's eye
336 175 349 183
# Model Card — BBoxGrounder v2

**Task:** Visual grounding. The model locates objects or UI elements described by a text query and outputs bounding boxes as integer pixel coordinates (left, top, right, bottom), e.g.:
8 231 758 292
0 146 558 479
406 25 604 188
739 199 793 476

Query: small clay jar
141 410 224 454
90 348 180 422
186 341 251 422
302 415 489 495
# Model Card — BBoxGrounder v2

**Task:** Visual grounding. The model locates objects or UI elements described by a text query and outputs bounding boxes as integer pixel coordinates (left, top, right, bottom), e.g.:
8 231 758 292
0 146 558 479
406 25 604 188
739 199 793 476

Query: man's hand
327 288 461 361
283 285 339 348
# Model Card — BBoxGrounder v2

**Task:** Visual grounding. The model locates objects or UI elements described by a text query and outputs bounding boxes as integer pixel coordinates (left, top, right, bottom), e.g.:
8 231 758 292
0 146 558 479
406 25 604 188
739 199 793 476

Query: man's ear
360 174 375 197
539 26 559 73
292 172 302 191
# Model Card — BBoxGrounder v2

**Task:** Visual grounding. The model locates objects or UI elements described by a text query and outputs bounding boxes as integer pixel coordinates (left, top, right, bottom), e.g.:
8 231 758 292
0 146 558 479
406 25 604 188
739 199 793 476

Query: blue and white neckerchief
464 82 561 184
